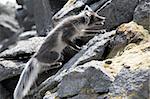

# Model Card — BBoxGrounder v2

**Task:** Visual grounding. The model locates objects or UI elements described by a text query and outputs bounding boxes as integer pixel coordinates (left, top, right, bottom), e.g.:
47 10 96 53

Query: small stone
105 60 112 65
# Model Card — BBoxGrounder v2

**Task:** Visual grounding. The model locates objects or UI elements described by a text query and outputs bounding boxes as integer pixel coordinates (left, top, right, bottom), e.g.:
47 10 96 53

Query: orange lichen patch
117 21 150 42
103 41 150 77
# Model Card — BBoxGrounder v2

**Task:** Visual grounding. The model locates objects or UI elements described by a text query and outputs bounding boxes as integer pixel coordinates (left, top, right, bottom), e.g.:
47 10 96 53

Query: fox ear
84 5 93 12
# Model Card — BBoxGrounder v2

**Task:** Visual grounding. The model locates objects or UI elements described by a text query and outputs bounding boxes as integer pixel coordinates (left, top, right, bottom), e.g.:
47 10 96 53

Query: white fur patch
14 57 40 99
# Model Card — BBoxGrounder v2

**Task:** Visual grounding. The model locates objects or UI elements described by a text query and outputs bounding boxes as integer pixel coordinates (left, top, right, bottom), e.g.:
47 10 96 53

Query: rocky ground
0 0 149 99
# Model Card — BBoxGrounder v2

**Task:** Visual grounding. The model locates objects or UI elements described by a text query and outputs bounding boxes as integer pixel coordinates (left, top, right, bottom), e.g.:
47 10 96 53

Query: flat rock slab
133 0 150 31
19 30 37 40
0 37 45 59
109 68 149 99
57 61 113 98
98 0 139 30
0 60 24 81
0 37 46 81
106 42 150 98
0 3 20 42
0 83 11 99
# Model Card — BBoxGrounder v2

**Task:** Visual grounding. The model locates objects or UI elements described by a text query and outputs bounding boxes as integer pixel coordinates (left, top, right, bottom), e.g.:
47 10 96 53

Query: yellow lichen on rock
103 41 150 77
107 21 150 59
116 21 150 43
44 91 59 99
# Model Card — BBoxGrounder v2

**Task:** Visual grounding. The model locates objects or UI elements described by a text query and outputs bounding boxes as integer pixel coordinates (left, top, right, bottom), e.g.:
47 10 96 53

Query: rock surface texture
133 0 150 31
0 3 20 42
0 0 149 99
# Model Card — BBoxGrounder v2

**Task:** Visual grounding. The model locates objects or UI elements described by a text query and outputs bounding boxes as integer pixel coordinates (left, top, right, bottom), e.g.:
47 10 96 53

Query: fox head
82 5 105 27
52 5 105 27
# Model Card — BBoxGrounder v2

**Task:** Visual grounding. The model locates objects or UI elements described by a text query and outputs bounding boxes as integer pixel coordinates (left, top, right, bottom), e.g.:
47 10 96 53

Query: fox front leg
63 38 81 51
82 29 106 37
82 29 106 33
61 28 81 51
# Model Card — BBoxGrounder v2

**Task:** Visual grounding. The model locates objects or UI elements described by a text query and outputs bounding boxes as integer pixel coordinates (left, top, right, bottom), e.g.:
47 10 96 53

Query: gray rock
16 0 67 36
0 3 21 52
15 0 35 31
23 0 34 16
0 33 20 53
109 68 149 99
33 0 66 36
19 30 37 40
57 61 113 98
62 30 116 68
68 94 98 99
0 83 11 99
98 0 139 30
0 37 45 59
0 2 16 16
15 7 35 31
53 0 139 31
104 41 150 99
32 0 52 36
133 0 150 31
0 59 60 99
0 3 20 42
0 60 24 81
0 58 59 83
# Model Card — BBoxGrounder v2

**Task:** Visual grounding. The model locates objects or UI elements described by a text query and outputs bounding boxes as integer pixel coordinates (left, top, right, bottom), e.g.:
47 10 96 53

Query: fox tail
14 57 40 99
